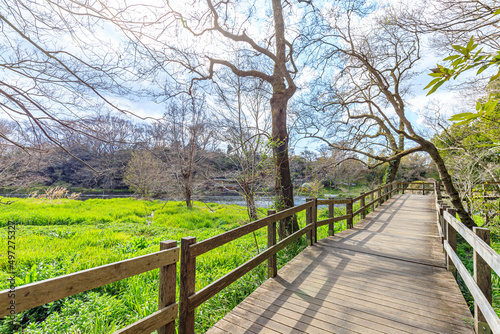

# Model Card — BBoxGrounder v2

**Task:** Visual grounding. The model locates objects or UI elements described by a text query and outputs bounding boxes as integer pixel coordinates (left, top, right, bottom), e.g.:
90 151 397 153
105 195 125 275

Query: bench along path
206 194 474 334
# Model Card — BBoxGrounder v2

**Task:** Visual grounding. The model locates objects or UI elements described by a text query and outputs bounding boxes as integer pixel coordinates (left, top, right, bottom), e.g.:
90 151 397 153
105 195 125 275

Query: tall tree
215 73 273 221
299 1 476 228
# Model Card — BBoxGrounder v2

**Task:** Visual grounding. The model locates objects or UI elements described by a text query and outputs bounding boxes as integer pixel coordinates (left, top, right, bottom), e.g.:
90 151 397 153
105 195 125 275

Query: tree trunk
424 143 476 229
183 174 192 208
387 158 400 184
270 89 298 239
242 183 258 221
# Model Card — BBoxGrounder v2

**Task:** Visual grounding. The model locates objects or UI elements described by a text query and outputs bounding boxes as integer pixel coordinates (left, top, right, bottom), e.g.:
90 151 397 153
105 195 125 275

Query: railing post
346 197 353 229
306 198 317 243
313 198 318 243
438 202 444 244
158 240 178 334
267 210 277 279
378 188 383 206
306 199 314 246
370 191 374 212
328 203 335 236
446 208 457 278
402 182 405 194
474 227 492 334
179 236 196 334
360 192 366 219
422 182 425 195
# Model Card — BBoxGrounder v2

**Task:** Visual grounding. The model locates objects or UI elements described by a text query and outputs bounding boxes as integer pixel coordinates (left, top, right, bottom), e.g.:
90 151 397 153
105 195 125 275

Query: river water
0 193 334 209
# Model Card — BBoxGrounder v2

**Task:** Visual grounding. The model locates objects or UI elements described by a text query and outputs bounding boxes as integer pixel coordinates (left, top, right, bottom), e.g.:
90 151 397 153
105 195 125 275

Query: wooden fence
435 181 500 334
0 242 179 334
177 181 402 333
1 180 454 334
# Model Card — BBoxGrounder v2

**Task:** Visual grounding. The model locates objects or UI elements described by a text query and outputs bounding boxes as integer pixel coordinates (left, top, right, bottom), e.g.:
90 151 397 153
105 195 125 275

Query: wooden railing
435 181 500 334
0 241 179 334
178 181 402 334
400 181 435 195
0 181 419 334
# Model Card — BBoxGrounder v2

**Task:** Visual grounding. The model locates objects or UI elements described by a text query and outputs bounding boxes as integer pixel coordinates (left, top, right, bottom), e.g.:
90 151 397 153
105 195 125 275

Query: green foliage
426 13 500 131
0 197 304 333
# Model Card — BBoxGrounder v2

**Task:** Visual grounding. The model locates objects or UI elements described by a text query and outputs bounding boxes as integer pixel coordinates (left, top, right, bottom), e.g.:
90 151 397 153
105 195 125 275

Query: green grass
0 197 361 333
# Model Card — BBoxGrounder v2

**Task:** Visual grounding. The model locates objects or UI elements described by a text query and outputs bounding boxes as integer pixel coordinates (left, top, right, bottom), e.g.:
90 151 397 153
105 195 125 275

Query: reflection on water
194 195 310 209
0 193 340 209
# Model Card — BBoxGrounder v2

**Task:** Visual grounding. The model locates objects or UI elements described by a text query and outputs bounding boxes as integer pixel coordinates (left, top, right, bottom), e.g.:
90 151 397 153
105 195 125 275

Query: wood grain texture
0 248 179 317
189 224 313 310
206 195 474 334
444 210 500 275
158 241 177 334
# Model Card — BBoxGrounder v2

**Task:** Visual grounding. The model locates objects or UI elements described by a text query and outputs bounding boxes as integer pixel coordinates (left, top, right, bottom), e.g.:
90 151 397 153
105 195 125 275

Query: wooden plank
179 237 196 334
267 209 277 279
113 303 177 334
158 241 177 334
207 195 475 334
255 282 433 334
0 248 179 317
188 224 313 310
191 201 313 257
474 227 492 334
248 286 408 334
316 214 349 227
444 241 500 333
317 198 352 205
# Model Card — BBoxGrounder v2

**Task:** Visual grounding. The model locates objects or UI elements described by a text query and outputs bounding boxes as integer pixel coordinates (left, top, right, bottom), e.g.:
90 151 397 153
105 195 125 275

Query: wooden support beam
346 198 353 229
328 203 335 236
306 199 313 245
267 210 277 279
179 237 196 334
474 227 492 334
360 192 366 219
158 241 178 334
445 208 457 278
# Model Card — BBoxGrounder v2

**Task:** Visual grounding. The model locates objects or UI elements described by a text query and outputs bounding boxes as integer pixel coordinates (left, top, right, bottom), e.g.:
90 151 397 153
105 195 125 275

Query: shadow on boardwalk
207 194 474 334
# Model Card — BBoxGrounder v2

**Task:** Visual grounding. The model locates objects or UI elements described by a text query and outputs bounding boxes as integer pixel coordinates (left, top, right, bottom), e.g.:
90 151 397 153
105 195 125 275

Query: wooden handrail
438 200 500 333
444 241 500 333
179 181 403 333
190 201 313 257
1 242 179 334
188 223 314 311
444 211 500 275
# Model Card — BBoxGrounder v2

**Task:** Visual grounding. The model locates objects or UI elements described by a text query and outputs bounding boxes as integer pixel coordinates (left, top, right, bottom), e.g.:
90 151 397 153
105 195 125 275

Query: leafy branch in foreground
425 9 500 126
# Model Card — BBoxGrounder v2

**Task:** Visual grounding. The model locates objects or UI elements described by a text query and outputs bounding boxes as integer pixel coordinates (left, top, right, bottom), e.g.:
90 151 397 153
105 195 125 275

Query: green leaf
429 72 444 78
477 64 489 74
476 101 482 111
466 36 475 51
424 77 442 90
452 45 467 55
426 80 445 95
444 55 461 61
449 112 479 122
494 8 500 15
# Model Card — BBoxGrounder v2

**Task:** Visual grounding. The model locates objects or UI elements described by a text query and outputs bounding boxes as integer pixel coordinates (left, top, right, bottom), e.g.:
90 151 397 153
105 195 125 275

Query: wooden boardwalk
207 194 474 334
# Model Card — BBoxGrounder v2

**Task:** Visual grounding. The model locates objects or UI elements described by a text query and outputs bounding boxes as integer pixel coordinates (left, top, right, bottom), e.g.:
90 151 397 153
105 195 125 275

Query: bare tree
124 150 171 198
215 74 273 222
298 2 476 228
153 94 214 207
0 0 153 174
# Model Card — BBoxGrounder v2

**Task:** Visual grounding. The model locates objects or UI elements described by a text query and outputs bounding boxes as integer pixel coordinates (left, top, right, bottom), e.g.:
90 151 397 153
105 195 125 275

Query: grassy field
0 197 352 333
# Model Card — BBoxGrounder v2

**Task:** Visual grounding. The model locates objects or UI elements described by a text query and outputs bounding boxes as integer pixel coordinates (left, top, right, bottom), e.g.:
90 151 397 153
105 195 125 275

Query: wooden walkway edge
206 194 474 334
